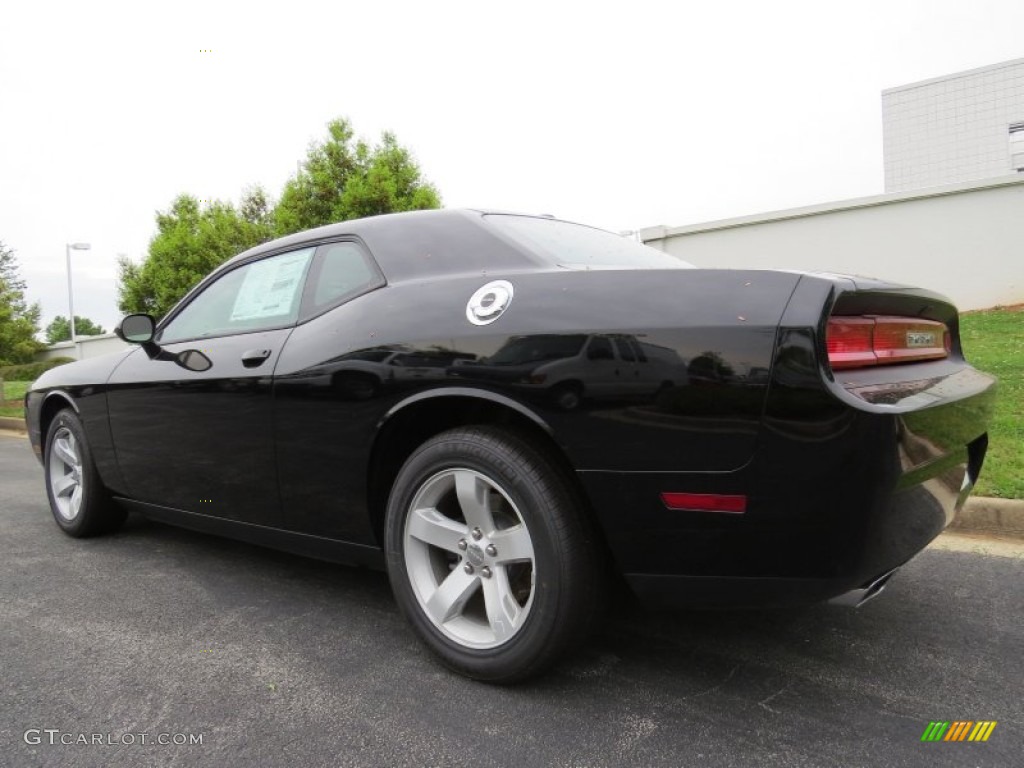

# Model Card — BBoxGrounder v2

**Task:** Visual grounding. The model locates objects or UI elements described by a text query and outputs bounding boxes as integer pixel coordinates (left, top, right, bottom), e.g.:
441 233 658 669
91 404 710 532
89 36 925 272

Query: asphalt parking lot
1 433 1021 768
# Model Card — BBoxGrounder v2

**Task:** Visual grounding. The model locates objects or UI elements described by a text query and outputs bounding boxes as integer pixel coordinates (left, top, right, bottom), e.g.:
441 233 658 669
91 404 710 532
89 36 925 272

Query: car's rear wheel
385 426 603 682
44 409 126 537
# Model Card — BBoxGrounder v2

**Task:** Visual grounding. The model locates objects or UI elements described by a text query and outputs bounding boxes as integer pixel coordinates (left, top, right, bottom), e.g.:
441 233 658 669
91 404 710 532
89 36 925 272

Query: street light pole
65 242 91 359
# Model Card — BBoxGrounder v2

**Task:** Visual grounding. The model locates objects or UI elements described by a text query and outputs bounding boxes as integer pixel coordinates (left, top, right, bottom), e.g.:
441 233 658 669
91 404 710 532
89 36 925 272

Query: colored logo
921 721 997 742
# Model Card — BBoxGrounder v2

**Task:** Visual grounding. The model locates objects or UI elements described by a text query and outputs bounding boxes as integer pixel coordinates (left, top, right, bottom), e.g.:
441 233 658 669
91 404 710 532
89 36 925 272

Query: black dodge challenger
26 209 996 681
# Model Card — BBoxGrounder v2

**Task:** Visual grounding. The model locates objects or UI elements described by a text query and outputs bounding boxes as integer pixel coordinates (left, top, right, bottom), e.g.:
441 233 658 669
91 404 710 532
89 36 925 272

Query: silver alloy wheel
403 468 536 649
48 427 84 521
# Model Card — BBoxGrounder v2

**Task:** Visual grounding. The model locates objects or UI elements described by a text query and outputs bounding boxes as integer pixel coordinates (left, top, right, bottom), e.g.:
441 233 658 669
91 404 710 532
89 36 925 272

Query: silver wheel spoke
489 526 534 564
482 568 524 642
53 439 78 468
424 567 479 625
454 470 496 533
69 485 83 517
406 507 468 553
53 473 77 497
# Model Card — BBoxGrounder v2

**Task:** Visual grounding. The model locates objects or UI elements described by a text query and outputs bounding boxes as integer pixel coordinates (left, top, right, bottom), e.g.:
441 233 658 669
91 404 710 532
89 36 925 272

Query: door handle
241 349 273 368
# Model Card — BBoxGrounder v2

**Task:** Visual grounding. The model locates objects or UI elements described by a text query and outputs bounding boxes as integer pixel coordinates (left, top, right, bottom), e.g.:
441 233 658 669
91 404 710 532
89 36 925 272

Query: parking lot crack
757 684 790 714
683 663 741 700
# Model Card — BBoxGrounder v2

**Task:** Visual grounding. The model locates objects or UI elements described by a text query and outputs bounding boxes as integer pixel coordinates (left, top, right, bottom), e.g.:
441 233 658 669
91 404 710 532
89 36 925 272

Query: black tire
43 409 127 537
385 426 603 683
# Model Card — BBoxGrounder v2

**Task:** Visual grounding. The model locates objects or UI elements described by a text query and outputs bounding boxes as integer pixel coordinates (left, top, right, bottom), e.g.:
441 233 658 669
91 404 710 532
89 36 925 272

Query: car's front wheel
385 426 603 682
44 409 126 537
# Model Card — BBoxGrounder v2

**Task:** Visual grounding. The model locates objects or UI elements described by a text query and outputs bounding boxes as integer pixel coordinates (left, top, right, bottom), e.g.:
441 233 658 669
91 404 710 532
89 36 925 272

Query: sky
2 0 1022 335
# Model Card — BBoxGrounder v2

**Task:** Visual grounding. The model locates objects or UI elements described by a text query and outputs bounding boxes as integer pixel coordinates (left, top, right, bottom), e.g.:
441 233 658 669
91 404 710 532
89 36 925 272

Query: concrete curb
1 414 1022 538
952 497 1024 538
0 416 26 433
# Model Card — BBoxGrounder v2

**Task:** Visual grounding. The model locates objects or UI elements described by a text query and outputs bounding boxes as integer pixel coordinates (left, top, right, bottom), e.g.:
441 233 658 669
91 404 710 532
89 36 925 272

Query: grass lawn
960 307 1023 499
0 380 28 418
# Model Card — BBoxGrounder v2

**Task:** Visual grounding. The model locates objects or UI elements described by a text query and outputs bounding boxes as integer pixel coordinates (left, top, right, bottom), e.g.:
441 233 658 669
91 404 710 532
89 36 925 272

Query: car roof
224 208 545 283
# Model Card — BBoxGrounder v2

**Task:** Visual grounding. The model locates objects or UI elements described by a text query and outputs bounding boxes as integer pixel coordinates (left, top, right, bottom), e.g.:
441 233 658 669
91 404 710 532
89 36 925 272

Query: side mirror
115 314 211 373
115 314 156 344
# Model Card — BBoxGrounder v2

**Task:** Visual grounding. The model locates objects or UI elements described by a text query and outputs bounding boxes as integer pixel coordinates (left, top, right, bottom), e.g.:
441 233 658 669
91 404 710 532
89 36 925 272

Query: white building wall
640 175 1024 312
37 333 131 362
884 58 1024 192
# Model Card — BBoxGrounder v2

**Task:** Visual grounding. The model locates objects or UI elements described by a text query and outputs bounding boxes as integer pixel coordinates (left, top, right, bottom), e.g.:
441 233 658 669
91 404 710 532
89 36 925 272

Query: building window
1011 122 1024 173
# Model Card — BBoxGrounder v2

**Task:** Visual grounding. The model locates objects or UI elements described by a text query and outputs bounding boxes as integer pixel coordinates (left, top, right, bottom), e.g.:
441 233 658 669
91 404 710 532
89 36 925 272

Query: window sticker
230 249 312 322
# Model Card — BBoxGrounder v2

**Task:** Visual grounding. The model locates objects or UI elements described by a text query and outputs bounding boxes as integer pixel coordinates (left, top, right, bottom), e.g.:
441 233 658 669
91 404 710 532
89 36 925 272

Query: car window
159 247 315 343
587 336 614 361
614 337 637 362
391 354 431 367
484 214 694 270
304 241 384 317
632 340 648 362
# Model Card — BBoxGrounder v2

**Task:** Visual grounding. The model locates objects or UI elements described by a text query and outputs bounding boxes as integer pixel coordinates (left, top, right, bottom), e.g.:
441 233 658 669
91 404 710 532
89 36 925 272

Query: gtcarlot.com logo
921 721 997 742
24 729 203 746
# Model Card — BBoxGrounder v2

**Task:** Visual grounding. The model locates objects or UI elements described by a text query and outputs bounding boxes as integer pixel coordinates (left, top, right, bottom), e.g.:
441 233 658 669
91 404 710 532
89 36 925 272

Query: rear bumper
579 361 994 609
586 458 980 610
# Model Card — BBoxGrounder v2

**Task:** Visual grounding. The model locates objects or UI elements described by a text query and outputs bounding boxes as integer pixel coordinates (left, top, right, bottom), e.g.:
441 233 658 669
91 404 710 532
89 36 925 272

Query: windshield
486 335 587 365
484 214 692 270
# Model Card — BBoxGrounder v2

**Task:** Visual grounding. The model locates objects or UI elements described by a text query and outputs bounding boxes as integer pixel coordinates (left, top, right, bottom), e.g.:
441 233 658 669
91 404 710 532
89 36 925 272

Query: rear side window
484 214 693 270
301 241 385 319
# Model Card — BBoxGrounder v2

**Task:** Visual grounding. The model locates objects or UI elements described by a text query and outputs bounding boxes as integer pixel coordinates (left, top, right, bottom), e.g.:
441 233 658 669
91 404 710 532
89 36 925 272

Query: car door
106 246 315 526
271 240 391 543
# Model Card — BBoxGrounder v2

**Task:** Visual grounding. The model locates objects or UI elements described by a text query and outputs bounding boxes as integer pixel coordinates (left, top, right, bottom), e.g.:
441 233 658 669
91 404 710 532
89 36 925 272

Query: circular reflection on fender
466 280 514 326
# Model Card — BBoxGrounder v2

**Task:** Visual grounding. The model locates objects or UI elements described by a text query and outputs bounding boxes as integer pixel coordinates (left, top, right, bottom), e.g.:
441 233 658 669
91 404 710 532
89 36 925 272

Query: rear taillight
826 316 949 370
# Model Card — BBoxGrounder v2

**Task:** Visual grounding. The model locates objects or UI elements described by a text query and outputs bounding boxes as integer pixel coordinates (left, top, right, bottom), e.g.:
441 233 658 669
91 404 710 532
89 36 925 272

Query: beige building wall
883 58 1024 192
641 175 1024 311
37 333 131 362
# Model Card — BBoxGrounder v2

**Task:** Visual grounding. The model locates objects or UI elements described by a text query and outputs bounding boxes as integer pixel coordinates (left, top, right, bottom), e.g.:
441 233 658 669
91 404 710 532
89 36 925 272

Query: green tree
117 119 440 319
688 350 735 383
118 187 273 318
45 315 107 344
274 118 441 236
0 241 42 365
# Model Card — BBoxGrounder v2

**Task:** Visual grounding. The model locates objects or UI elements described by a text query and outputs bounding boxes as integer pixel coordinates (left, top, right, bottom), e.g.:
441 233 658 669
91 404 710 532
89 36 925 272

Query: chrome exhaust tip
828 569 899 608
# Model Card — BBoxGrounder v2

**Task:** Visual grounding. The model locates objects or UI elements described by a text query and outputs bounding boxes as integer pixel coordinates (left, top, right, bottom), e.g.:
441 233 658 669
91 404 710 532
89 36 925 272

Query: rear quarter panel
271 268 802 543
